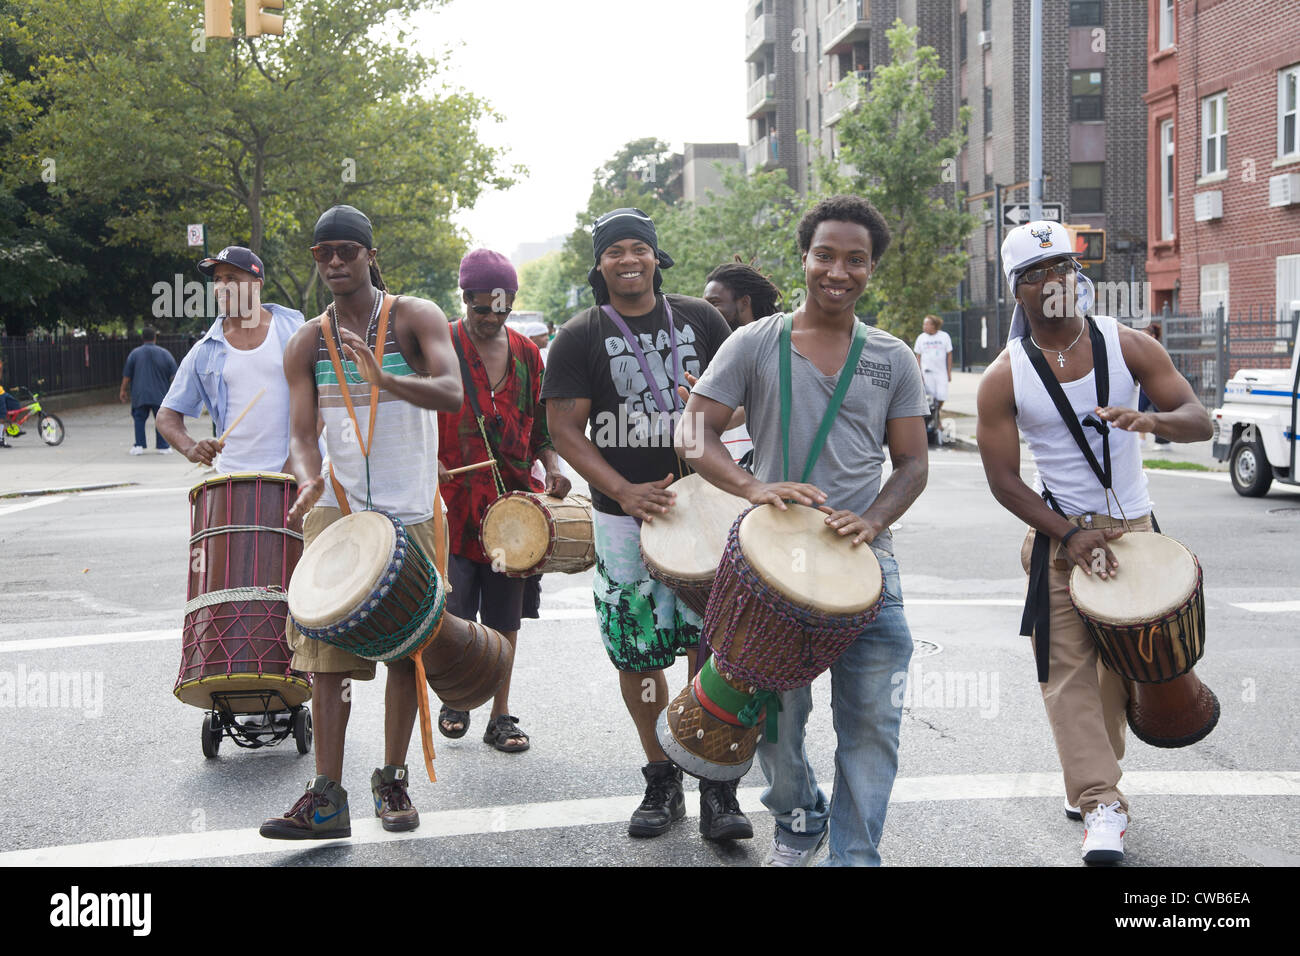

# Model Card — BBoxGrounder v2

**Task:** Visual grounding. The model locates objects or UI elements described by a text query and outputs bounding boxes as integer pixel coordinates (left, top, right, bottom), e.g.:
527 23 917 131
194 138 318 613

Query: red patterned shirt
438 321 551 563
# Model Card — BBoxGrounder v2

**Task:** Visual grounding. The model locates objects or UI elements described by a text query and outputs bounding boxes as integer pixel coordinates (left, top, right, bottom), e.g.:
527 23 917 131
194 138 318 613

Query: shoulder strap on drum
780 314 868 483
1021 488 1069 683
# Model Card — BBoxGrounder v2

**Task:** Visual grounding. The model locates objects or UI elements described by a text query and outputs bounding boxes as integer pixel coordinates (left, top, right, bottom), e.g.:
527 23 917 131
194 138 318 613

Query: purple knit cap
458 248 518 294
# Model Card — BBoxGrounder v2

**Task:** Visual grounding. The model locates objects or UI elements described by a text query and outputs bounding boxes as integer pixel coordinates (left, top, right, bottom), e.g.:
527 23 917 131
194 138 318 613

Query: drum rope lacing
189 525 304 545
184 586 288 615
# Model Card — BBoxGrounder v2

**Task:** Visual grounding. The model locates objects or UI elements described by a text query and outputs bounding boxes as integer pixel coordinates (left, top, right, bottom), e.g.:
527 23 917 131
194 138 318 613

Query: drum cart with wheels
199 689 312 759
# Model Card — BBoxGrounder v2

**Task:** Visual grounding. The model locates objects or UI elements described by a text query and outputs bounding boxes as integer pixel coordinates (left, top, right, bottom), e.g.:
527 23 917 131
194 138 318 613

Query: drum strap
450 321 507 498
1020 316 1113 683
779 314 869 483
599 298 684 418
320 294 393 513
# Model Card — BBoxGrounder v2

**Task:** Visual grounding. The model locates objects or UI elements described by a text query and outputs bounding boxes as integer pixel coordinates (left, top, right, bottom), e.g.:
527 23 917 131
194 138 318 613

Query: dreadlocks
368 259 388 292
705 259 781 322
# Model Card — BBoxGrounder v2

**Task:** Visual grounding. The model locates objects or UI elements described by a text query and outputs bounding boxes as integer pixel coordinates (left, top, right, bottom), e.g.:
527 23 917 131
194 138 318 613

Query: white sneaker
128 446 145 456
157 448 173 455
1081 801 1127 864
1065 799 1082 821
763 829 828 867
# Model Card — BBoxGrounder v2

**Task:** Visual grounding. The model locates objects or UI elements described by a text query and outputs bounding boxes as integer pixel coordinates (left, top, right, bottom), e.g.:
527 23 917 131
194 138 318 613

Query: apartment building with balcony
1143 0 1300 325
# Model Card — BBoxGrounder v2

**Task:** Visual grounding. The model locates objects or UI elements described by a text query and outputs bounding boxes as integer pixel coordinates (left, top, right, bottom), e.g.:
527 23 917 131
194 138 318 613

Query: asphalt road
1 447 1297 867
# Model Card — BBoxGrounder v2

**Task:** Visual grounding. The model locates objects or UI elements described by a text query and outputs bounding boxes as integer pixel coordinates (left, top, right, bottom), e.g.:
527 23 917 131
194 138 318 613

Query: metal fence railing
0 334 195 397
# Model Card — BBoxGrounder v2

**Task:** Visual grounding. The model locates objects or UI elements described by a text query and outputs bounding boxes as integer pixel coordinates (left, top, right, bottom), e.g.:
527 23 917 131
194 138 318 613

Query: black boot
628 761 685 837
699 778 753 841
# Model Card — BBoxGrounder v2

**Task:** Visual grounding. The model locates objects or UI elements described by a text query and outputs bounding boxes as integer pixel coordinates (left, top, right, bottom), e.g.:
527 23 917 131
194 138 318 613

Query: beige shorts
287 506 446 680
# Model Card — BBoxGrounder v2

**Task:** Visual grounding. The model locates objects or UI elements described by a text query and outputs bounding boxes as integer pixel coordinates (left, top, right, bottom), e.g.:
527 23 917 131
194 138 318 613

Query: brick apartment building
744 1 1150 347
1144 0 1300 327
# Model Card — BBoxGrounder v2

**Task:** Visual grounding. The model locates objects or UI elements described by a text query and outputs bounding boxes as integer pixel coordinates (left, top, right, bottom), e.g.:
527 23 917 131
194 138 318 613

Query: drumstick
218 388 267 444
444 459 496 478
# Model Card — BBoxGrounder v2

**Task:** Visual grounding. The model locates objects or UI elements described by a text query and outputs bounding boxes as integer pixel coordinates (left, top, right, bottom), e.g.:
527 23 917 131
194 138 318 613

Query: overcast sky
409 0 751 260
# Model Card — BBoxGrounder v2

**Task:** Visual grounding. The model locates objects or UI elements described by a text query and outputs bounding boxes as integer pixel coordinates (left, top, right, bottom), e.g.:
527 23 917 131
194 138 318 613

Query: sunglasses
310 243 367 263
1020 260 1074 284
469 304 513 316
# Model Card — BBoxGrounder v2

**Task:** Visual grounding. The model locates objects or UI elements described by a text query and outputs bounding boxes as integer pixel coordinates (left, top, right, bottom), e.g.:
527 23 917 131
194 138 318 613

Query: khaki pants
287 506 445 680
1020 512 1154 816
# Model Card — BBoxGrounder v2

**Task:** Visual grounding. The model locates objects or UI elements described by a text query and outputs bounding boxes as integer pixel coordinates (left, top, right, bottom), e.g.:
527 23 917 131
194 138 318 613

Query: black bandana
313 205 374 248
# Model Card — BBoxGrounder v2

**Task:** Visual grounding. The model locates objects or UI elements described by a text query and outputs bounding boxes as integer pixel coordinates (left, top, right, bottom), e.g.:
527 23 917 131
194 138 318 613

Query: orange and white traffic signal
246 0 284 37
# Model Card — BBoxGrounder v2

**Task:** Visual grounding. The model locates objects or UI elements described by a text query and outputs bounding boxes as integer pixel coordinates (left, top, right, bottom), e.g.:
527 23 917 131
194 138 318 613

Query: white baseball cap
521 321 548 338
1000 220 1095 339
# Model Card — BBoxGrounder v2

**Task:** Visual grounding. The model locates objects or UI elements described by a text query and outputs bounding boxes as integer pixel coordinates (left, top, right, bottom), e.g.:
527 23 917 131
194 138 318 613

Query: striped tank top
314 295 439 524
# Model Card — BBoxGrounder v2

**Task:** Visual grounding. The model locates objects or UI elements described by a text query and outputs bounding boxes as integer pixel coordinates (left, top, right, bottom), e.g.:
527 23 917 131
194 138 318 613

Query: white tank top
216 317 291 474
1008 315 1149 518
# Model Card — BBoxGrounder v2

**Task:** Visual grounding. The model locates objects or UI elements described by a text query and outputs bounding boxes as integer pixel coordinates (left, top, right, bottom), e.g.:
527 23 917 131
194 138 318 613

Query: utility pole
1029 0 1043 220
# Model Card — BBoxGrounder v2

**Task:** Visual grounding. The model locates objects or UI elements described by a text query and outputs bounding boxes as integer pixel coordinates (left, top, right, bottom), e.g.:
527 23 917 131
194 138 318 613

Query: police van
1212 339 1300 496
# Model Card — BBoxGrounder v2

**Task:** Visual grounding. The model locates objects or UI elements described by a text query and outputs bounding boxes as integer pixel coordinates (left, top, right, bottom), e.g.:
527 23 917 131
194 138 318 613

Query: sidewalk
942 370 1226 471
1 401 217 497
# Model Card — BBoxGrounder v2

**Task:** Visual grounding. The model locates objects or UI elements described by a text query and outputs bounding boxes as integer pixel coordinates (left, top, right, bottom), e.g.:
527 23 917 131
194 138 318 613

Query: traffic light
246 0 284 37
204 0 232 38
1065 225 1106 264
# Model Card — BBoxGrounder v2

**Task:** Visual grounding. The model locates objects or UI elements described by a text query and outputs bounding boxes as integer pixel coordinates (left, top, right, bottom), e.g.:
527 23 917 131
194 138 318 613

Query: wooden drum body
639 473 750 618
288 510 512 711
658 503 884 781
1069 532 1219 748
480 492 595 577
175 473 311 711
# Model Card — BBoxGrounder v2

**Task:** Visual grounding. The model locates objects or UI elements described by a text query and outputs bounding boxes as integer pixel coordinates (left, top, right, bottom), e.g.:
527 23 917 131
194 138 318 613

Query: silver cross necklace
1030 319 1085 368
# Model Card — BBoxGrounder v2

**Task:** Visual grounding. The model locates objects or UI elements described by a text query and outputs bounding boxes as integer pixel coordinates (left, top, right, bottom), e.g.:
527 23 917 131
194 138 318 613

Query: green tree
813 20 977 340
4 0 516 322
658 164 808 306
513 250 573 326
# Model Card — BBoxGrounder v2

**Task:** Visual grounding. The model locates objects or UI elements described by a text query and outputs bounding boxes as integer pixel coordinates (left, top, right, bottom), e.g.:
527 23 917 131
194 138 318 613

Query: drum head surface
188 471 294 502
1069 532 1198 624
736 503 883 614
640 474 750 581
481 495 549 571
288 511 395 627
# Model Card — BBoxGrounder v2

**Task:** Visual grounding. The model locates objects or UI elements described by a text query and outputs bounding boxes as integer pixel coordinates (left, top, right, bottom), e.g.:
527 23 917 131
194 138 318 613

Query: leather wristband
1060 526 1082 548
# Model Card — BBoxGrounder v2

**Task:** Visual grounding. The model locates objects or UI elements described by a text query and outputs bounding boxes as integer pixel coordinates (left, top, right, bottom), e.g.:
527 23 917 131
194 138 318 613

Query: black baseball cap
198 246 266 281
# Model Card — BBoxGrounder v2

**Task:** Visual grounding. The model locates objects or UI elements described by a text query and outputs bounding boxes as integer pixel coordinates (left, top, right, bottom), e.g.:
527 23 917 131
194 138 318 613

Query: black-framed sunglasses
469 304 512 316
1020 259 1074 284
310 242 367 263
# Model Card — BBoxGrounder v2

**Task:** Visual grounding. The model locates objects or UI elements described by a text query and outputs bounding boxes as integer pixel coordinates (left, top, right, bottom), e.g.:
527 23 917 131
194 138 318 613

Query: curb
1 482 138 500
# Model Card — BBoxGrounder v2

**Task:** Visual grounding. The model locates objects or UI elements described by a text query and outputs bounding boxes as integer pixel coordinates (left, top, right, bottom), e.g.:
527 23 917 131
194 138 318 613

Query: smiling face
1014 256 1077 323
801 220 873 316
597 238 657 305
211 263 261 319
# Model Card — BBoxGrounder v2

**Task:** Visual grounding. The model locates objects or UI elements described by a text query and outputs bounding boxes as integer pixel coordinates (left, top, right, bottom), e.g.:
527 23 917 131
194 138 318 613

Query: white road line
2 770 1295 867
1231 600 1300 613
0 495 66 518
0 629 177 653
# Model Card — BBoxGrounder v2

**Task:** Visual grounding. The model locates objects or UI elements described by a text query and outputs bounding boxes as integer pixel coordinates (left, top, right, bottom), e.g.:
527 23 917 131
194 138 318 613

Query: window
983 85 993 134
1277 256 1300 343
1069 1 1102 27
1200 263 1228 319
1281 65 1300 158
1202 92 1227 176
1160 120 1175 241
983 0 992 31
1072 162 1104 213
959 11 967 62
1159 0 1175 49
1071 70 1104 121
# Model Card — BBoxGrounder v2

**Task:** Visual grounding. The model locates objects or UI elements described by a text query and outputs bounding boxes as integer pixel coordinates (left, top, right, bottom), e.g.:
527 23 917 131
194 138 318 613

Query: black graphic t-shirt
541 294 732 515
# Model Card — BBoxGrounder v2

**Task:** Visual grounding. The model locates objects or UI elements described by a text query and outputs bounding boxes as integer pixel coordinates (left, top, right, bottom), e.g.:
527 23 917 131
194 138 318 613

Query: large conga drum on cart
658 502 885 781
174 473 313 758
1069 532 1219 748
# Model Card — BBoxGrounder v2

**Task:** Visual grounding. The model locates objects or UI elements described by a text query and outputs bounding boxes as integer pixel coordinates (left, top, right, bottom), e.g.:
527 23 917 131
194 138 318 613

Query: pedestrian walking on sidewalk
119 328 178 455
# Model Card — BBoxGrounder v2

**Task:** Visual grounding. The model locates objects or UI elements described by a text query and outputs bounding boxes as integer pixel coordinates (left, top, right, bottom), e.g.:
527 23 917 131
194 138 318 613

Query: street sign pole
994 182 1003 350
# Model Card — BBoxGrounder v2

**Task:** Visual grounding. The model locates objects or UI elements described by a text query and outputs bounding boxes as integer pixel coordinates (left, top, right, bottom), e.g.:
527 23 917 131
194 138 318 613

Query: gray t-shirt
691 313 928 554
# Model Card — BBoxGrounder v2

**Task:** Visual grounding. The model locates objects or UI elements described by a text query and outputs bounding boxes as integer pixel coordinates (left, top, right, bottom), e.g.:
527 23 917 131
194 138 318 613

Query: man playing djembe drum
976 221 1212 864
259 205 464 840
679 196 930 866
435 248 570 752
542 208 747 841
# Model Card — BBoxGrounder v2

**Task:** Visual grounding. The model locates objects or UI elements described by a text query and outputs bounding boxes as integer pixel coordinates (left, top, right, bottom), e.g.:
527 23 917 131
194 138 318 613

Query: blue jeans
757 552 913 867
131 404 169 449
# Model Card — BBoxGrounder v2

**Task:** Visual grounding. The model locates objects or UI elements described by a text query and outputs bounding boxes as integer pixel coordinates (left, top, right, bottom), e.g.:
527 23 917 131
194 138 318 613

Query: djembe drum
658 503 885 781
479 492 595 577
1069 532 1219 748
639 473 750 618
174 473 311 712
287 509 512 711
